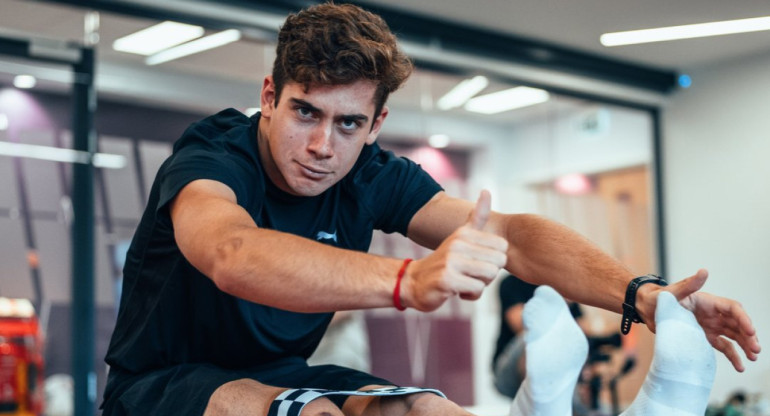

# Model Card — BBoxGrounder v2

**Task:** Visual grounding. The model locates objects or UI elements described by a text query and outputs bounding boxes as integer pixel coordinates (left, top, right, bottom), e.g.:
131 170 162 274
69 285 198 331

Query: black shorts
102 357 394 416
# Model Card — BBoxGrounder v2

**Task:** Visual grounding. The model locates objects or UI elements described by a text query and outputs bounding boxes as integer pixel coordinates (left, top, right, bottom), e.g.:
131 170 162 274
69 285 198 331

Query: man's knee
204 379 343 416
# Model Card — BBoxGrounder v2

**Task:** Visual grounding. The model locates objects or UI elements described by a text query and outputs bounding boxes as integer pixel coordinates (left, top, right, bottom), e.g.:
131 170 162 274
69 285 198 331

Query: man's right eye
296 107 312 117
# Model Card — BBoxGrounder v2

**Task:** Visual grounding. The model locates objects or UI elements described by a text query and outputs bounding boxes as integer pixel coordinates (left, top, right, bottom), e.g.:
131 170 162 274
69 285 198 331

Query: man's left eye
341 120 359 130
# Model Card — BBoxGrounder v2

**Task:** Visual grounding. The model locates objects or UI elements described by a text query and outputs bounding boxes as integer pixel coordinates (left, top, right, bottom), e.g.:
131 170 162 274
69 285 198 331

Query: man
102 3 760 415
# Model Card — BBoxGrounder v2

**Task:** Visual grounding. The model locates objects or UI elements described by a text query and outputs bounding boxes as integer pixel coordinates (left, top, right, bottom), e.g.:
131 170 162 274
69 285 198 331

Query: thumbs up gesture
403 190 509 311
468 189 493 230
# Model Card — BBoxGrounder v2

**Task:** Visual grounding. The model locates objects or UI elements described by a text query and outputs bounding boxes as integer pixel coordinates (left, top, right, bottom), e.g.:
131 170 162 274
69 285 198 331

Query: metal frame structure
0 34 96 416
43 0 678 93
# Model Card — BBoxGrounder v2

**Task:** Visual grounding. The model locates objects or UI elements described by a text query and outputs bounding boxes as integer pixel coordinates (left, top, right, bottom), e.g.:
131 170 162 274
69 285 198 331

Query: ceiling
360 0 770 71
1 0 769 131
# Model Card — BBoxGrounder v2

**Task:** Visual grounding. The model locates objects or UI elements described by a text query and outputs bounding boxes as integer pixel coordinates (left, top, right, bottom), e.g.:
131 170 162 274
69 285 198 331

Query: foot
509 286 588 416
621 291 716 416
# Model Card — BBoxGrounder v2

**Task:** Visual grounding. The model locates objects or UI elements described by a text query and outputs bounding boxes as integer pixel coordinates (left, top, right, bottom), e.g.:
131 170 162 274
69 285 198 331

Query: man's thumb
667 269 708 300
468 190 492 230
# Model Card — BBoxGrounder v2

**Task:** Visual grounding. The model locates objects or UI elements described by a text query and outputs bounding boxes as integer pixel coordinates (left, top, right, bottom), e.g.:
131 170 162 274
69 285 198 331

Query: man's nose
308 122 334 158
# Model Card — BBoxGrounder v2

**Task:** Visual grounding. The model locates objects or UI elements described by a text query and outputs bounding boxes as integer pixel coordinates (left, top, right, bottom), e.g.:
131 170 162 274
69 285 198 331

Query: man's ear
366 106 389 145
260 75 276 118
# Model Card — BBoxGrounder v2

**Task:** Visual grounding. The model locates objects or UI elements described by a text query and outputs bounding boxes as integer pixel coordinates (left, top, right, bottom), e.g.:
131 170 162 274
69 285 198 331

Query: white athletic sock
509 286 588 416
620 291 716 416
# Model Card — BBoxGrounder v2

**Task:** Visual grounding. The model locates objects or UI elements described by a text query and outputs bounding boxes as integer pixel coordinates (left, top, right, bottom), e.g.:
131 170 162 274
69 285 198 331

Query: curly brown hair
272 2 413 119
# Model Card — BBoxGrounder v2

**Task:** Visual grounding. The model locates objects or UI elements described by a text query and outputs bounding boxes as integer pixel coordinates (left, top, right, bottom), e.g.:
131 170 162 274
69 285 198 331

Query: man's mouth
297 162 331 179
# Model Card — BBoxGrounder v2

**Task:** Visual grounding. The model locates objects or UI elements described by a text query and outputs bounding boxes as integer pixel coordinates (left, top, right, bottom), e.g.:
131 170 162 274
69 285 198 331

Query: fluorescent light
92 153 128 169
437 75 489 110
13 75 36 89
464 86 549 114
146 29 242 65
428 134 450 148
0 141 126 169
0 114 8 131
601 16 770 46
113 21 204 55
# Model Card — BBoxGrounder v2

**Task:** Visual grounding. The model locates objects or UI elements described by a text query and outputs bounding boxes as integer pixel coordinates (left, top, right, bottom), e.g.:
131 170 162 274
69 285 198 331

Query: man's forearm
500 213 634 314
208 227 402 313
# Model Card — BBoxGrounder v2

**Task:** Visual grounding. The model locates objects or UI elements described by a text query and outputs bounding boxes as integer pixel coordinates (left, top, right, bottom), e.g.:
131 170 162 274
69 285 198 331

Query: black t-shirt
492 275 582 367
104 109 442 385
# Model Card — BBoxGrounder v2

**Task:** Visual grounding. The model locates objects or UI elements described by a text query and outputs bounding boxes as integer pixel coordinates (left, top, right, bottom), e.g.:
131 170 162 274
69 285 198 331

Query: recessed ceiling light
13 75 36 89
464 86 549 114
601 16 770 46
437 75 489 110
145 29 242 65
428 134 450 148
113 21 205 55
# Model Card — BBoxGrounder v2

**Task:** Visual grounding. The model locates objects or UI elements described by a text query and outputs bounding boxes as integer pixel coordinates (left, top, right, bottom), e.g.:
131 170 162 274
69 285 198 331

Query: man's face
258 77 387 197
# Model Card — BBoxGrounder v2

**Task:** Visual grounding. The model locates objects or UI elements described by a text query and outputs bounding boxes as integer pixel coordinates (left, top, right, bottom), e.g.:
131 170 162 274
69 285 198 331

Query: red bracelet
393 258 412 311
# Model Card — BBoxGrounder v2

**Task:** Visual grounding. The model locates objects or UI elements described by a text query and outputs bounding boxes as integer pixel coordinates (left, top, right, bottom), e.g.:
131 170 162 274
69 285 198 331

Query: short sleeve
350 145 443 235
157 148 249 214
152 109 261 222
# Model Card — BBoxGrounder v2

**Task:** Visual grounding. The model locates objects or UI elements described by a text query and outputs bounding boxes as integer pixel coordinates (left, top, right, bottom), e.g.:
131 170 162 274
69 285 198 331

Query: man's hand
403 190 508 311
639 269 761 371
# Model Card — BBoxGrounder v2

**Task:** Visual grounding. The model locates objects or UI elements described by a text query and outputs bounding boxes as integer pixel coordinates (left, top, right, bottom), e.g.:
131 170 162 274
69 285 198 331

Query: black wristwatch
621 274 668 335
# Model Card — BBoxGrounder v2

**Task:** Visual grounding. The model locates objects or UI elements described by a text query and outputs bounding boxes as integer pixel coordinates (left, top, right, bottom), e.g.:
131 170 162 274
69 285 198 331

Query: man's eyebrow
339 114 369 123
290 98 322 113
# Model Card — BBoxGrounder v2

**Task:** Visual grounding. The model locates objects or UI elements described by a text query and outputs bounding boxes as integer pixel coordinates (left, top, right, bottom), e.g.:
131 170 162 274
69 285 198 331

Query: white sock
509 286 588 416
621 291 716 416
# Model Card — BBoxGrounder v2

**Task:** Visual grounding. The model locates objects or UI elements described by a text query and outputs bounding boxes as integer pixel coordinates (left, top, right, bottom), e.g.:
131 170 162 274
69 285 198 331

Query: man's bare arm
406 191 632 313
406 190 760 370
171 179 400 313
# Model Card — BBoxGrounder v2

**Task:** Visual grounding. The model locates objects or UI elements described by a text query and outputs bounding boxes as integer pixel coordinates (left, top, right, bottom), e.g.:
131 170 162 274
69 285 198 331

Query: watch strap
621 274 668 335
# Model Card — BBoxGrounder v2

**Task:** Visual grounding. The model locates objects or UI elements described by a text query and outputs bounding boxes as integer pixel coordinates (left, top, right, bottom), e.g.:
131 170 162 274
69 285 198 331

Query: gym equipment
0 297 44 416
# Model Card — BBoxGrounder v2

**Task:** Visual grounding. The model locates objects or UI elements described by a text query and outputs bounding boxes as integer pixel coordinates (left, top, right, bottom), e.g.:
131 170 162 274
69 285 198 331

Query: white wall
496 104 652 214
664 52 770 402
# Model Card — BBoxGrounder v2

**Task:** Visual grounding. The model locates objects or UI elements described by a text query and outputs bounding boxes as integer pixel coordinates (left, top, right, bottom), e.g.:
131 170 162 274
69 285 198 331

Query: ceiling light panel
145 29 242 66
464 86 550 114
13 75 36 89
428 134 450 148
601 16 770 46
437 75 489 110
113 21 205 55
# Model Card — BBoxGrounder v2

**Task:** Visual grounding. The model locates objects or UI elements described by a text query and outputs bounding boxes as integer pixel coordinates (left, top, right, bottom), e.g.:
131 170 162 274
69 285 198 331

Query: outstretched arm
405 190 634 313
406 190 760 371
